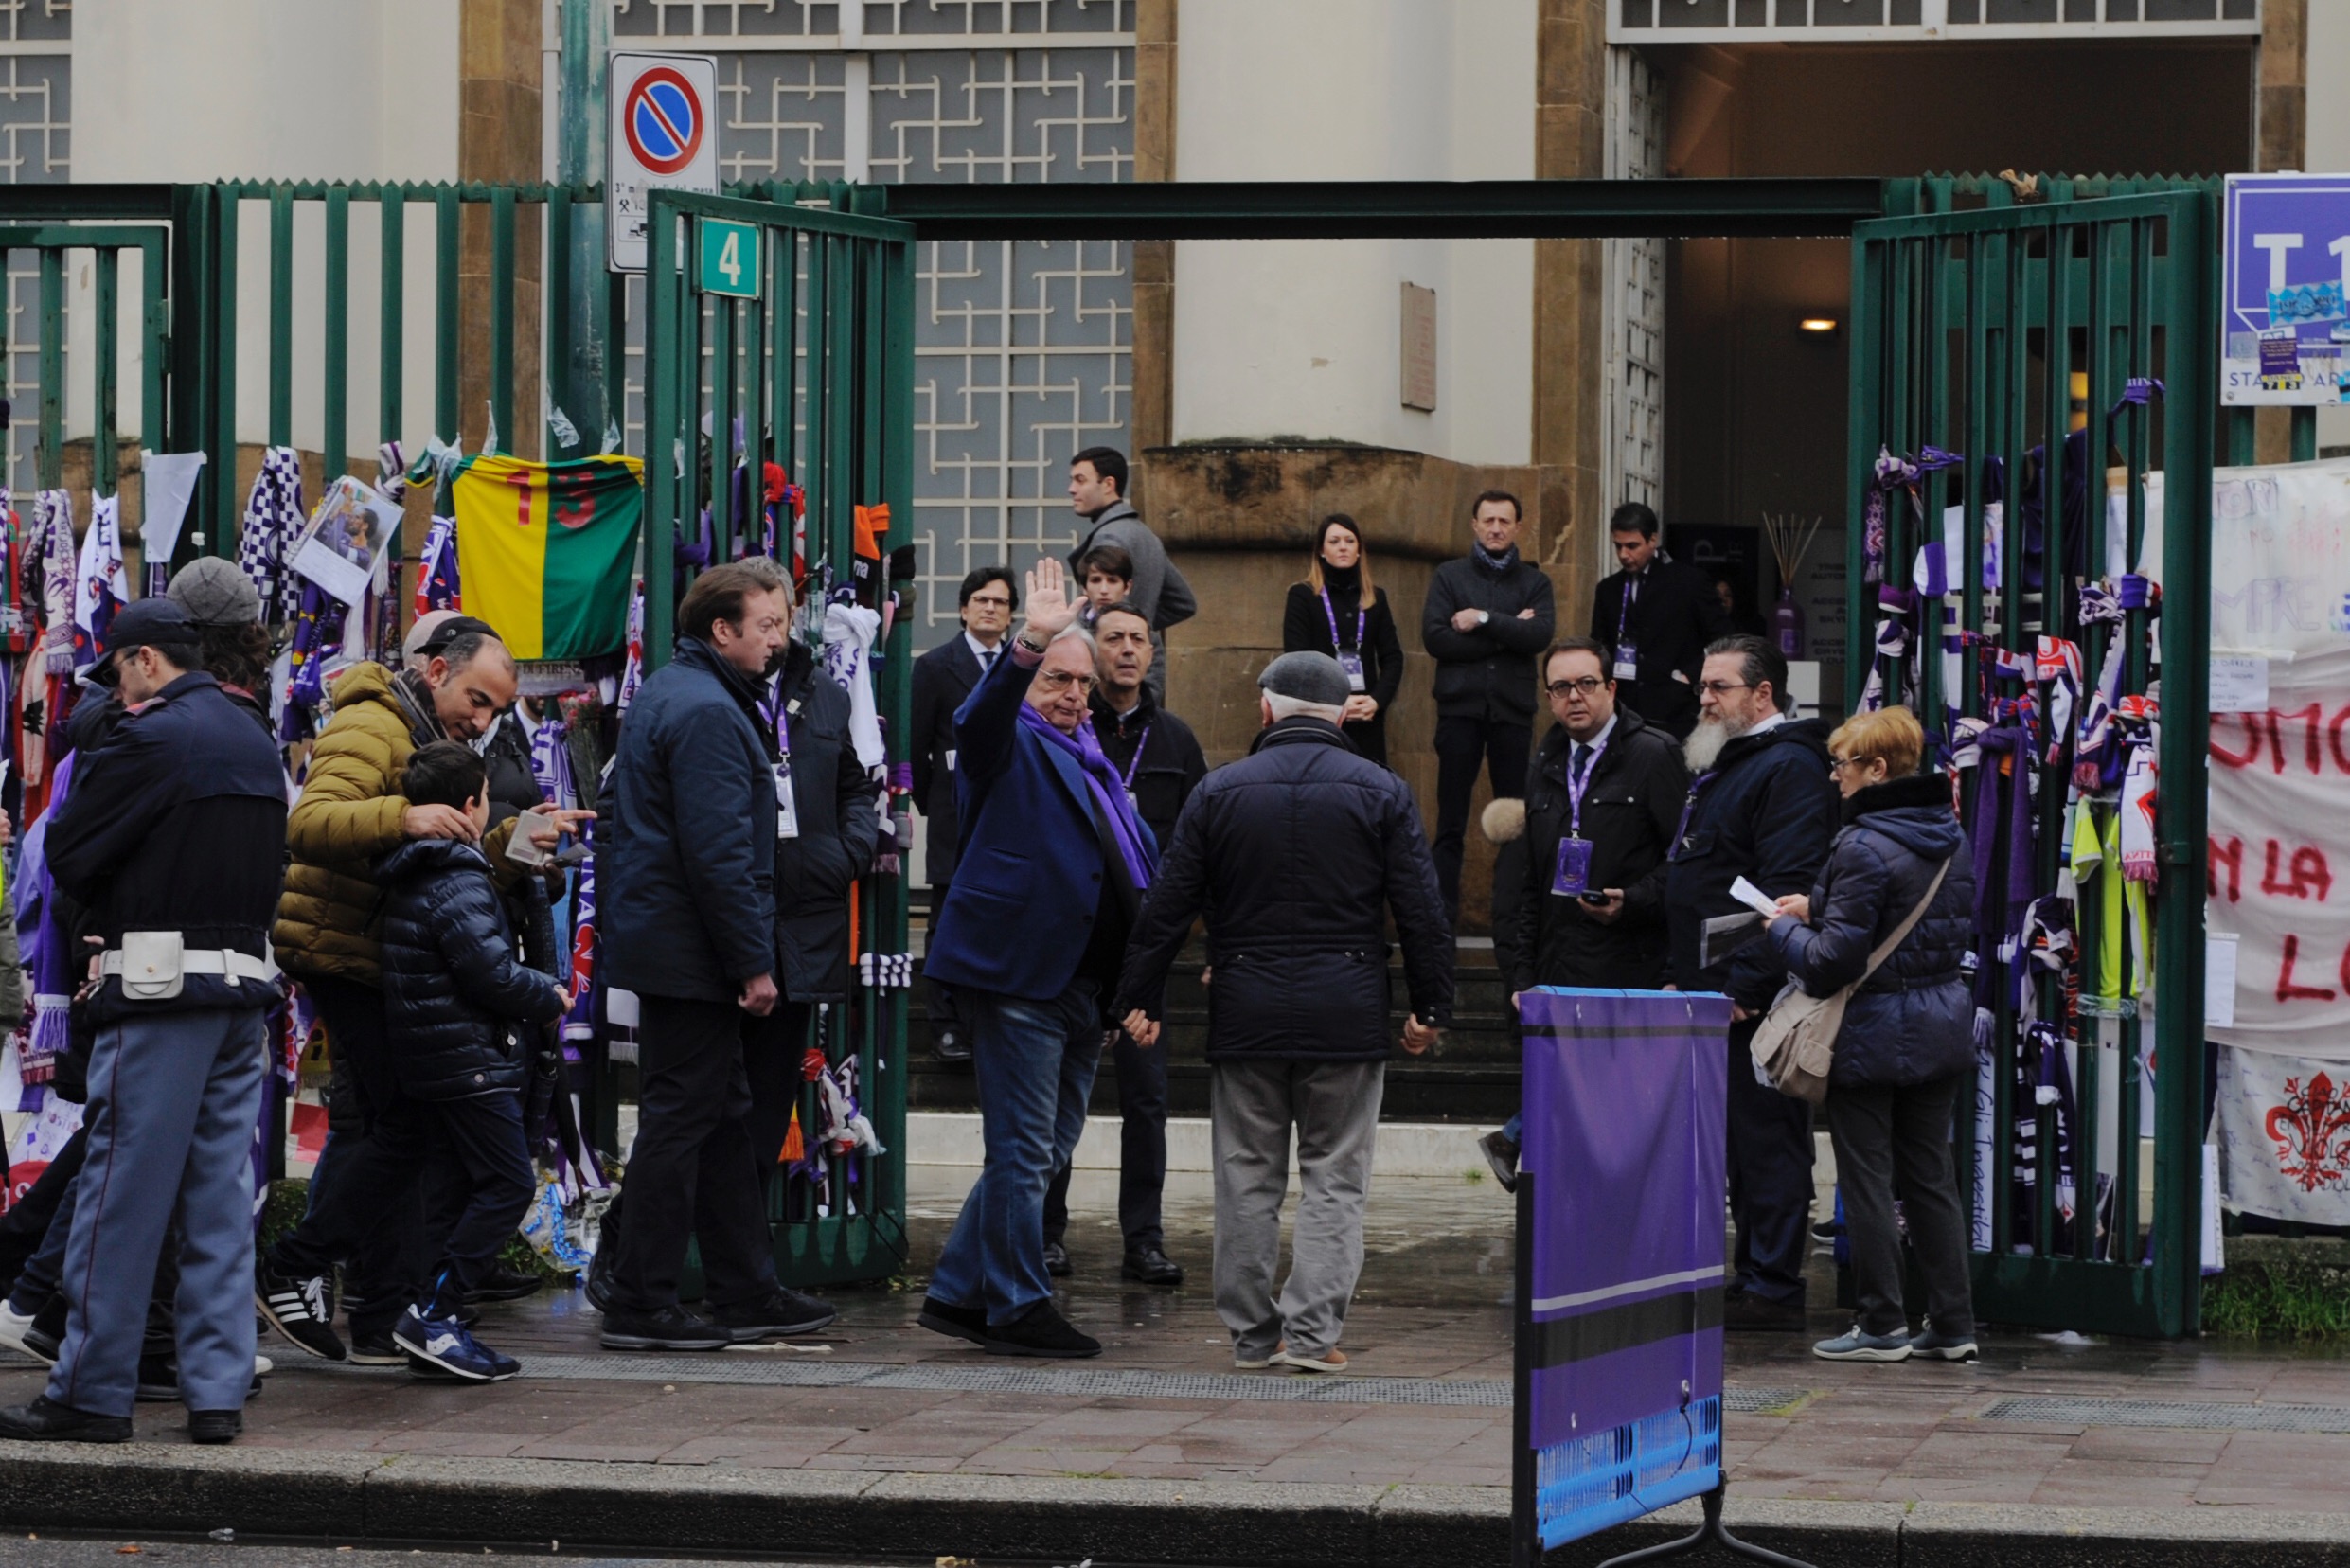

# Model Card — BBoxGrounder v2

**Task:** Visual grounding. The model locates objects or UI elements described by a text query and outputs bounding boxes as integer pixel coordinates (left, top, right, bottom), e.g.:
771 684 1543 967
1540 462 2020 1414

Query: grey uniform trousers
1210 1059 1383 1360
47 1008 266 1418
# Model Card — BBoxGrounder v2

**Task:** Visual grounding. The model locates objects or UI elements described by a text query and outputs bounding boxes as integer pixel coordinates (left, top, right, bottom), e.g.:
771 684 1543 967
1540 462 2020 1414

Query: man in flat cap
1115 651 1451 1375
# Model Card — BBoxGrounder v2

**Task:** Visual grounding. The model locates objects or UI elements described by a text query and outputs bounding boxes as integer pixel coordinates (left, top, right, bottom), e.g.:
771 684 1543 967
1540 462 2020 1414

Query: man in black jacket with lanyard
1590 502 1728 741
911 567 1017 1065
1041 601 1205 1288
1421 490 1556 921
1665 635 1839 1333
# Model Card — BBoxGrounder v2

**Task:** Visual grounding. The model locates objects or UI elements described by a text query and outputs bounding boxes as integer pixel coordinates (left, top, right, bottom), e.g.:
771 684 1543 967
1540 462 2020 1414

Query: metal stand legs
1593 1488 1819 1568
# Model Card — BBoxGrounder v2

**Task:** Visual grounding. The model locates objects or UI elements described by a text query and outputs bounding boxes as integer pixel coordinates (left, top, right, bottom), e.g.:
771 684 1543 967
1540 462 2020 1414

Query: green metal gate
640 187 918 1287
1845 186 2215 1337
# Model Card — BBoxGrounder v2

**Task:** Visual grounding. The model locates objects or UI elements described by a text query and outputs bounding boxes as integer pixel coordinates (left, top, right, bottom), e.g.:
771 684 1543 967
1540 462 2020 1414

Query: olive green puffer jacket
271 662 518 987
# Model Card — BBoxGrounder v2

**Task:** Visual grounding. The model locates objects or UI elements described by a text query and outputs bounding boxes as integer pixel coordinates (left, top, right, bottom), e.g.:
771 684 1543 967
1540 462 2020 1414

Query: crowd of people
0 443 1976 1447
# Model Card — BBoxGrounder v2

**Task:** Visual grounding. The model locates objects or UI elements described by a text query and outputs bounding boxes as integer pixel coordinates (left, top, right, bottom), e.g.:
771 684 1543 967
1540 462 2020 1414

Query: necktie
1570 743 1592 786
981 648 996 676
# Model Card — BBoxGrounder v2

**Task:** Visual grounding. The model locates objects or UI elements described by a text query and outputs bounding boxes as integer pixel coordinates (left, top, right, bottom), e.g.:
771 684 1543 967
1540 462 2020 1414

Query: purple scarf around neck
1018 704 1156 892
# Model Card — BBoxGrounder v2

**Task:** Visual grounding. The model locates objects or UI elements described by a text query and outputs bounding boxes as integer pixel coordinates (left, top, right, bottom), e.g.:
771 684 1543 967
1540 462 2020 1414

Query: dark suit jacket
924 648 1161 1002
910 633 989 886
1588 559 1729 739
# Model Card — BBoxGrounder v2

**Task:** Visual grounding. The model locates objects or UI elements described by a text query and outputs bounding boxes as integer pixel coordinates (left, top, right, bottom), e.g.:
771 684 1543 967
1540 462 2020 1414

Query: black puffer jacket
1114 717 1453 1060
377 838 567 1100
1766 774 1977 1090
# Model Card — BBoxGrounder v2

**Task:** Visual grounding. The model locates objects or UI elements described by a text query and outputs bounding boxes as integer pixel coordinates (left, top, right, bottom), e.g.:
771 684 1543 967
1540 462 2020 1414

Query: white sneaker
256 1352 275 1378
0 1300 37 1358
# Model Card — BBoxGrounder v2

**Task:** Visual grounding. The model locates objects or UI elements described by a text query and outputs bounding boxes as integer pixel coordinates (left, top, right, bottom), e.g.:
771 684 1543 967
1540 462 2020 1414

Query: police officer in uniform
0 600 289 1444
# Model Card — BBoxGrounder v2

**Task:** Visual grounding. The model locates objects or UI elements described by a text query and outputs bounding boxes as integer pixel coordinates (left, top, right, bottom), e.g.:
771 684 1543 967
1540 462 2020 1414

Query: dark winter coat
1500 707 1689 994
1767 773 1978 1090
911 633 989 889
1420 553 1557 723
47 671 290 1021
603 637 780 1003
1664 717 1840 1011
770 643 879 1004
1283 581 1406 766
377 838 567 1100
1114 717 1453 1061
1588 559 1729 740
1090 684 1207 850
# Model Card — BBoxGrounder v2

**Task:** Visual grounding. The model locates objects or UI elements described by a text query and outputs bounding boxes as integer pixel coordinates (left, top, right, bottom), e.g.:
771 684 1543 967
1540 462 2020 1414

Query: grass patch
2203 1236 2350 1341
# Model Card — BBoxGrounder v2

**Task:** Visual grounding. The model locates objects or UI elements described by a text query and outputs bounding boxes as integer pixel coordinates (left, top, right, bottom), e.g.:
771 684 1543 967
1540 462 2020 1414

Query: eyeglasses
1828 756 1875 775
1546 676 1609 697
966 594 1013 610
1032 669 1098 694
1697 680 1753 698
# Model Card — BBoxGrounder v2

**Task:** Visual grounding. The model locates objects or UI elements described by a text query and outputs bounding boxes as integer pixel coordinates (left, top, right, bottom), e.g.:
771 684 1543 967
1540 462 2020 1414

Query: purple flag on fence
1520 986 1731 1548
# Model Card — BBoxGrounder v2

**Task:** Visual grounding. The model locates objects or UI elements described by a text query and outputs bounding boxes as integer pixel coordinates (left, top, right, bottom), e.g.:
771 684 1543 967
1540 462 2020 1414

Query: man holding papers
1663 635 1839 1334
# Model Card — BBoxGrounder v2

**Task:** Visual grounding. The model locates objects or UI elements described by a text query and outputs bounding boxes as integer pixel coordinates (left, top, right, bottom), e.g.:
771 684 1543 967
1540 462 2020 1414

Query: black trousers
606 995 777 1314
1041 1029 1168 1254
742 1000 816 1170
1727 1016 1815 1304
1825 1074 1974 1339
0 1126 85 1297
925 881 963 1054
416 1091 538 1319
269 975 426 1336
1432 715 1532 917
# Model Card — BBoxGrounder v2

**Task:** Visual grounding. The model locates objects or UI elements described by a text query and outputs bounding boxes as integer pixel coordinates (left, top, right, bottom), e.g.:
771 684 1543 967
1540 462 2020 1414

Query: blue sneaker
1812 1326 1912 1363
393 1307 519 1382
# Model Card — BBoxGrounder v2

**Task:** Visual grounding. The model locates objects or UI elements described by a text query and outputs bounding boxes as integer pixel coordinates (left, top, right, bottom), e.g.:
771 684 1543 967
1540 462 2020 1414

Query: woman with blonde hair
1765 705 1978 1365
1281 513 1405 766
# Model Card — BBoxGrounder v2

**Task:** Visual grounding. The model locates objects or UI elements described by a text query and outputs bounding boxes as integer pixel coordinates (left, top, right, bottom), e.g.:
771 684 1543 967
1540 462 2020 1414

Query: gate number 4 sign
699 219 762 299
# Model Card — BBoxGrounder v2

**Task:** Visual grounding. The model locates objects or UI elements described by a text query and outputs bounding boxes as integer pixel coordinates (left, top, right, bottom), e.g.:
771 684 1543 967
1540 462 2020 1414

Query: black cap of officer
91 598 202 687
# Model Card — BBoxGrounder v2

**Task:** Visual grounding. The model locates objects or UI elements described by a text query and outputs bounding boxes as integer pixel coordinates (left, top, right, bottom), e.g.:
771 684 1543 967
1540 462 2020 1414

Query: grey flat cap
166 557 261 627
1258 650 1353 708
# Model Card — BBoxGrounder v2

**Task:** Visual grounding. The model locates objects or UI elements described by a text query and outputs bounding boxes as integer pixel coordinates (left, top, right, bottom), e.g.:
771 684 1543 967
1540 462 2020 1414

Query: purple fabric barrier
1522 987 1731 1448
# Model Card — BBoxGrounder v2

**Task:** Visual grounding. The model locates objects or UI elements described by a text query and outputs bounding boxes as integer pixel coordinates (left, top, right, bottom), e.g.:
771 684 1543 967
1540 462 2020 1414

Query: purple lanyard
1668 769 1718 862
1118 722 1153 790
1321 588 1365 652
759 687 793 761
1617 572 1642 645
1563 735 1610 836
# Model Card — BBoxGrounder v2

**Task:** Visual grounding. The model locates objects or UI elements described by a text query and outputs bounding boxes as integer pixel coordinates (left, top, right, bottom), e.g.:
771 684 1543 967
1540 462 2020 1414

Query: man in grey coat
1067 446 1195 702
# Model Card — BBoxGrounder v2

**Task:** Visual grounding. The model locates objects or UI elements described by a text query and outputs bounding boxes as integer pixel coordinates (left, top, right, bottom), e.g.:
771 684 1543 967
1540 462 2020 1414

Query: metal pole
558 0 612 448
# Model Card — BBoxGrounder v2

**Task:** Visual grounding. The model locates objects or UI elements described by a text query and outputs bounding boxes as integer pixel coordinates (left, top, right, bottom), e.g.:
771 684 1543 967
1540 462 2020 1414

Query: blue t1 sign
2223 173 2350 407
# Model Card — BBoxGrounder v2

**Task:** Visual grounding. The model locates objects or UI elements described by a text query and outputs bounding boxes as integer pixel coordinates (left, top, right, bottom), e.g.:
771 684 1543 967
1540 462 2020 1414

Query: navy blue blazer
923 646 1158 1001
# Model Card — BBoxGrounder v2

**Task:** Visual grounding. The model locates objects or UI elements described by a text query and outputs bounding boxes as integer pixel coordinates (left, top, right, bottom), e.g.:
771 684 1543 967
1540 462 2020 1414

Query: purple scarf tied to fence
1016 704 1156 892
1969 722 2038 1009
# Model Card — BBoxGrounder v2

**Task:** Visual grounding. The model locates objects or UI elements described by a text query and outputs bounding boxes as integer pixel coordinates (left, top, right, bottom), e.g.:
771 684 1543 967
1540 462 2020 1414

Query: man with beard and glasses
1664 634 1838 1333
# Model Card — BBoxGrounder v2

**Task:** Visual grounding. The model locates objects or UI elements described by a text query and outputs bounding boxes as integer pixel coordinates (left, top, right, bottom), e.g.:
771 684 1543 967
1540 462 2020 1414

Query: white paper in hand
1728 876 1783 918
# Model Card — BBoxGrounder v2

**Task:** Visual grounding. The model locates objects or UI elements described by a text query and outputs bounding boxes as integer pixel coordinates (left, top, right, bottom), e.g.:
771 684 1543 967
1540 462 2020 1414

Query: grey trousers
48 1008 266 1418
1824 1073 1976 1341
1210 1059 1383 1360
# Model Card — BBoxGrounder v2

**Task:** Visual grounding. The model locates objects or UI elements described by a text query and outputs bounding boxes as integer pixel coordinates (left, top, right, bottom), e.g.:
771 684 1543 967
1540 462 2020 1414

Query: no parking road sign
608 51 718 273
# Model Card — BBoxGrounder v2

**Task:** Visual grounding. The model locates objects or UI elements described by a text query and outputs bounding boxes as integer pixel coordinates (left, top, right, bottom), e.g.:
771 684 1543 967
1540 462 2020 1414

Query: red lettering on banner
2278 934 2341 1002
2287 704 2327 775
2211 836 2246 903
2211 713 2265 770
2330 705 2350 775
2263 840 2337 901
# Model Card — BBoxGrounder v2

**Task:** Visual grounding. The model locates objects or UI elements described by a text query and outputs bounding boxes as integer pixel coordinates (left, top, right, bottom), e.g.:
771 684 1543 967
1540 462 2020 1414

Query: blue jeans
49 1008 266 1418
928 979 1101 1325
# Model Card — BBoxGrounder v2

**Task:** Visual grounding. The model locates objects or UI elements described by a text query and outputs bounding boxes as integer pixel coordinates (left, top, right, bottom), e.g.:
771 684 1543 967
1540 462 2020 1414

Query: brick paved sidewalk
5 1169 2349 1516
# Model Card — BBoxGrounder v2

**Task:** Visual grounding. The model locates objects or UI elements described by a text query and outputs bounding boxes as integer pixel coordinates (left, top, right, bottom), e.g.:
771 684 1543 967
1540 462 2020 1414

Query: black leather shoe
1042 1241 1073 1277
933 1029 973 1065
1723 1291 1807 1333
464 1263 544 1305
600 1304 732 1351
188 1409 242 1445
0 1395 131 1443
981 1299 1101 1359
1121 1247 1184 1287
711 1288 837 1342
917 1295 987 1345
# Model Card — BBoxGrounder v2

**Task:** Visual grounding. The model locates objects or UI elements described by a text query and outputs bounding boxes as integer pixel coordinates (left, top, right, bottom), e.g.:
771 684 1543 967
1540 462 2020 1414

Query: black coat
1420 554 1557 723
1500 708 1688 994
771 644 880 1004
910 633 989 887
603 637 780 1003
1115 717 1453 1061
377 838 567 1100
47 672 290 1020
479 707 546 828
1768 774 1978 1090
1589 560 1729 739
1283 581 1405 766
1091 685 1207 849
1664 717 1840 1011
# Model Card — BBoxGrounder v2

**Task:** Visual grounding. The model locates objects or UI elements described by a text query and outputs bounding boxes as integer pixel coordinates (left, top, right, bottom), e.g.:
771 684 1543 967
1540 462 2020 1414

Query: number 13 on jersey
697 218 762 299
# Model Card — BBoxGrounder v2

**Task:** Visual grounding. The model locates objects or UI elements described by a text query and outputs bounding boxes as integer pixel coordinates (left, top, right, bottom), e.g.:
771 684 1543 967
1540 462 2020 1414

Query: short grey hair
1264 690 1344 724
731 553 795 614
1048 622 1095 656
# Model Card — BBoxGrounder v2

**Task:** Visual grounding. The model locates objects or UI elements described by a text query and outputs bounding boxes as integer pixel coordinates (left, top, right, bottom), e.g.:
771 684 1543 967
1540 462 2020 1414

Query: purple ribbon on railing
2114 573 2156 611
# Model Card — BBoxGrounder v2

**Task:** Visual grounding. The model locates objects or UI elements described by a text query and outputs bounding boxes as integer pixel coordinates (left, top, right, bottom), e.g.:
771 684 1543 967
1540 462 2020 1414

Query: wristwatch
1015 630 1050 655
1477 610 1492 628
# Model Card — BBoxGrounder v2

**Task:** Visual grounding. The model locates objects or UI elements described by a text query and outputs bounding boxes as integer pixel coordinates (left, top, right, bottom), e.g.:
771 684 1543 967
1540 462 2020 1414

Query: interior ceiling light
1798 317 1840 333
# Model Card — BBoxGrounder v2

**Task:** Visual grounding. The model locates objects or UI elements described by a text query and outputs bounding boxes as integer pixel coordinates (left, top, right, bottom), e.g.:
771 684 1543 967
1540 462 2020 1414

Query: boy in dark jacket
377 742 570 1382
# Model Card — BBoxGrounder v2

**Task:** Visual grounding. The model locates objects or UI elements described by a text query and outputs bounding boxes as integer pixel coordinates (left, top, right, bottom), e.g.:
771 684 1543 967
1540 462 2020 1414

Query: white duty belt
100 947 281 985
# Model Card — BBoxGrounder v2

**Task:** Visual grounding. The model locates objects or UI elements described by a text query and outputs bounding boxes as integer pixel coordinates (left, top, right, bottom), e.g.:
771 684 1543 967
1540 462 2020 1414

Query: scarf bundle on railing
1860 584 1919 713
30 490 73 675
238 446 305 624
2033 637 2081 770
1969 722 2038 1009
2116 696 2160 884
2023 892 2080 1028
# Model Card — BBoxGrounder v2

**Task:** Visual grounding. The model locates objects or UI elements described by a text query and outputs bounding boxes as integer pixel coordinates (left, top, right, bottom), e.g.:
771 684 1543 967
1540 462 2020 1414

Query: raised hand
1022 557 1079 643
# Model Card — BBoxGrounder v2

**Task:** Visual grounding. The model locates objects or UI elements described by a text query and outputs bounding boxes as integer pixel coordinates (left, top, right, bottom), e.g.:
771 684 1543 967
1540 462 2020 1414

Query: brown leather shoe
1277 1347 1348 1374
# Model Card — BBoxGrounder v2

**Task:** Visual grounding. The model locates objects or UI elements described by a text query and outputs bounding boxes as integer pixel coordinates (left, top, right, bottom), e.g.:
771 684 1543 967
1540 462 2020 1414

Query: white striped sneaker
255 1264 347 1362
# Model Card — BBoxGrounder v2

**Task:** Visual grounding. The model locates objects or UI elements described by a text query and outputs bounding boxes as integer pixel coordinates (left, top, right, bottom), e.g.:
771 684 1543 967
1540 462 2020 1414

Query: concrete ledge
4 1443 2349 1565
